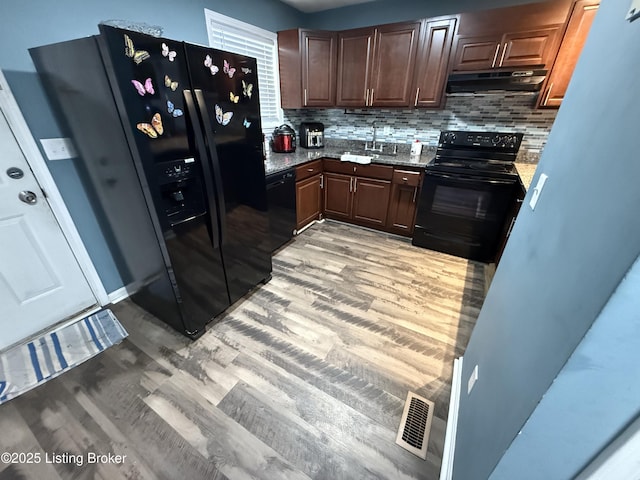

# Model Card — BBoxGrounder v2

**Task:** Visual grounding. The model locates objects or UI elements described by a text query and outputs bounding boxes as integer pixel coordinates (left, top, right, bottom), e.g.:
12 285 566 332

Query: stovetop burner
427 130 523 180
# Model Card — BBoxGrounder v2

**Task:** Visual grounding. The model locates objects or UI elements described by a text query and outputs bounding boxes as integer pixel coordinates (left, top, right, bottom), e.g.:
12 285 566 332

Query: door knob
18 190 38 205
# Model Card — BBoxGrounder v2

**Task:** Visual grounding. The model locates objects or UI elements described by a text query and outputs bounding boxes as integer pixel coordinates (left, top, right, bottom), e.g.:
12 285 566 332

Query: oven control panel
439 131 523 151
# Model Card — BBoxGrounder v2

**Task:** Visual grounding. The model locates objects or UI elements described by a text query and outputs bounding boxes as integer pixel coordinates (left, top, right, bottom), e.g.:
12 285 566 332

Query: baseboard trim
107 281 142 304
440 356 463 480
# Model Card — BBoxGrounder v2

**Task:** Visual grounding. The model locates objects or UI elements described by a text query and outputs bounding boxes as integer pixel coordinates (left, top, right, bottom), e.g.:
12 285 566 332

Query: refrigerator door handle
193 89 228 246
183 89 221 249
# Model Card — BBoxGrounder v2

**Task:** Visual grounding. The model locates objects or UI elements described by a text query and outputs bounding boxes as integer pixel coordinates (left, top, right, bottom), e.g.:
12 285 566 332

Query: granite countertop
514 163 537 190
264 140 538 190
264 145 435 175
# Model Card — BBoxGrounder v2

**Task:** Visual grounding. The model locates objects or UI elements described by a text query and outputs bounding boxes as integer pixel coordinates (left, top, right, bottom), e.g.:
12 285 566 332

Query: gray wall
489 254 640 479
452 1 640 479
0 0 302 293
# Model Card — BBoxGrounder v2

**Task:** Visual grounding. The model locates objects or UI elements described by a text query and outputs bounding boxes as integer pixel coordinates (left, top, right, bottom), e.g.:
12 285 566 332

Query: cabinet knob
402 177 408 182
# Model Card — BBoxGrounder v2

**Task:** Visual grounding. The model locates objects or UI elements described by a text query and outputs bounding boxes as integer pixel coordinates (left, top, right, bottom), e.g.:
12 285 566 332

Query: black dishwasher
266 168 296 252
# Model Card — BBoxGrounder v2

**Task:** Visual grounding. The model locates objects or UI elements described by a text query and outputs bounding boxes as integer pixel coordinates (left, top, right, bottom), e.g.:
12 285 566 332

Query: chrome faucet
364 121 384 153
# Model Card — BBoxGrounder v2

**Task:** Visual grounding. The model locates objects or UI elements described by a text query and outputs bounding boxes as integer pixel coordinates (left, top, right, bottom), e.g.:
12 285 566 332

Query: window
205 9 283 132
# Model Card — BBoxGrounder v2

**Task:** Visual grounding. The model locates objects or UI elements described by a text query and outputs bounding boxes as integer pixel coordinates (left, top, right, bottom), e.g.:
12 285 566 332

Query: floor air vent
395 391 435 459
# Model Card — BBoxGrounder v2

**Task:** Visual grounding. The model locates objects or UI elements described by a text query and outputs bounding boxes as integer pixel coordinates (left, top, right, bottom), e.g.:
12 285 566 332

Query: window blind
205 9 283 131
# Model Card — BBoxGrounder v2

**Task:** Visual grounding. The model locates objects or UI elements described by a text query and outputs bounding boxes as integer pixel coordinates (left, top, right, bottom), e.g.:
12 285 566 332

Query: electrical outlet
40 137 78 161
468 365 479 395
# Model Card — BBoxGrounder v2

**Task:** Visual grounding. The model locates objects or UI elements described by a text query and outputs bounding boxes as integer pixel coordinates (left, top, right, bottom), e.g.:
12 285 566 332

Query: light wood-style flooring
0 221 486 480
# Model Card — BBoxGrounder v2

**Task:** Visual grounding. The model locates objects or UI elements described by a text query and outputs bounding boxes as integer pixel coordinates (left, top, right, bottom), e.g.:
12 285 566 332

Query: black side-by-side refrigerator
30 25 272 339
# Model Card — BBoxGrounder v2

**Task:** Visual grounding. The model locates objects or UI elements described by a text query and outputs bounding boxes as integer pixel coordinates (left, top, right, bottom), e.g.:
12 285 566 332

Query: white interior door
0 109 97 351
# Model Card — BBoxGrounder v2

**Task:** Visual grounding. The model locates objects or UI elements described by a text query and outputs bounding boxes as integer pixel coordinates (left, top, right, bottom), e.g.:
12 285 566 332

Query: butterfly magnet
124 34 150 65
164 75 178 91
241 67 252 75
204 55 219 75
223 60 236 78
136 113 163 138
167 100 183 118
229 92 239 104
215 104 233 126
162 43 177 62
243 118 251 129
242 80 253 99
131 78 154 96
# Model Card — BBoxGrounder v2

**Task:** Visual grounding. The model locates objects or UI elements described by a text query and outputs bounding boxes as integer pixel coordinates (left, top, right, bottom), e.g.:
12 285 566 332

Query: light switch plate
40 137 78 160
627 0 640 21
468 365 479 395
529 173 548 211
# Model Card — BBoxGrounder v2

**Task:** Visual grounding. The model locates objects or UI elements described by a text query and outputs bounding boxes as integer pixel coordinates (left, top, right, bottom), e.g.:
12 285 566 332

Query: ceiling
278 0 378 13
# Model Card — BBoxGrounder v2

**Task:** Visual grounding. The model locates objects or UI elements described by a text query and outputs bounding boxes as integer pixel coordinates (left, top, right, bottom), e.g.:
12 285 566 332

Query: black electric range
413 130 524 262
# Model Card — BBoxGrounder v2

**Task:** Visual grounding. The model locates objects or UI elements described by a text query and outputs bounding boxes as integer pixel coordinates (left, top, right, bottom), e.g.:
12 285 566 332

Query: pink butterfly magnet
131 78 155 96
223 59 236 78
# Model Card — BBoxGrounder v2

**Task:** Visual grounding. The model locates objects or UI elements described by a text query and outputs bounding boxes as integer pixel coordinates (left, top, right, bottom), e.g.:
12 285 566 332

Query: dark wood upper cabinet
451 28 561 71
412 17 457 108
278 29 337 108
336 22 420 107
538 0 599 108
369 22 421 107
277 0 588 110
335 28 374 107
450 0 572 71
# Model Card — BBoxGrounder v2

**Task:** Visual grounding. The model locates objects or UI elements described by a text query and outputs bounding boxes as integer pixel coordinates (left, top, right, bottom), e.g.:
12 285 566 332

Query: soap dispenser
410 139 423 156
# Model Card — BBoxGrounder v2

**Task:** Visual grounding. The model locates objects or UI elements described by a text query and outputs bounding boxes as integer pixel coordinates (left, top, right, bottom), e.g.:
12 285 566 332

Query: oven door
412 170 517 262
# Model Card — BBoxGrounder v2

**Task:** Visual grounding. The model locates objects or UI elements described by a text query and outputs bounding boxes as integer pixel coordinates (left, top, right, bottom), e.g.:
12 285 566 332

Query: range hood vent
446 69 547 94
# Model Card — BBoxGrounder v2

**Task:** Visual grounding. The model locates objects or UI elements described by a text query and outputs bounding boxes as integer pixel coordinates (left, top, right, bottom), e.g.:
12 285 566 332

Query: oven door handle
425 170 516 185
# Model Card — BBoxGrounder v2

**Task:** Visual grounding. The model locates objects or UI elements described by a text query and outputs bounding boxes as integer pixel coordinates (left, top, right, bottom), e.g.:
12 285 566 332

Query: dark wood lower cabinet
323 173 352 219
323 172 391 228
386 169 422 236
295 174 322 231
293 159 421 236
352 177 391 226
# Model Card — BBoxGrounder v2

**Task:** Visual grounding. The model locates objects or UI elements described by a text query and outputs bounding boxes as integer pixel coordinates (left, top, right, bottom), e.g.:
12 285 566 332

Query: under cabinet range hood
446 69 547 94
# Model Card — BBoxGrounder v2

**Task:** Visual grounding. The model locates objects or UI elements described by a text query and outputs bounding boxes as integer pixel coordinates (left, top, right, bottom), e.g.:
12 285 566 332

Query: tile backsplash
284 93 558 162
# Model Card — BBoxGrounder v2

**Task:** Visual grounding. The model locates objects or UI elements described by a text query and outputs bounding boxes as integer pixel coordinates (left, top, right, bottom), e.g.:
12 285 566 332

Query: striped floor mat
0 309 127 404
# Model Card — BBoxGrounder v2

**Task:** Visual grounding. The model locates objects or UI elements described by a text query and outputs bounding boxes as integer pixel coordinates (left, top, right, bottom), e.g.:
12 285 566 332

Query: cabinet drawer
295 159 323 181
392 169 421 187
323 159 393 180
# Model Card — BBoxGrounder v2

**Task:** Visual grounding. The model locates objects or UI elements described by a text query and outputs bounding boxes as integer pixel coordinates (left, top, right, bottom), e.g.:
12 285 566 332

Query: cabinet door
336 28 374 107
499 27 560 68
301 31 337 107
387 171 421 235
352 177 391 227
539 0 599 108
413 17 457 108
296 174 322 230
323 173 353 220
369 22 421 107
451 35 502 71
